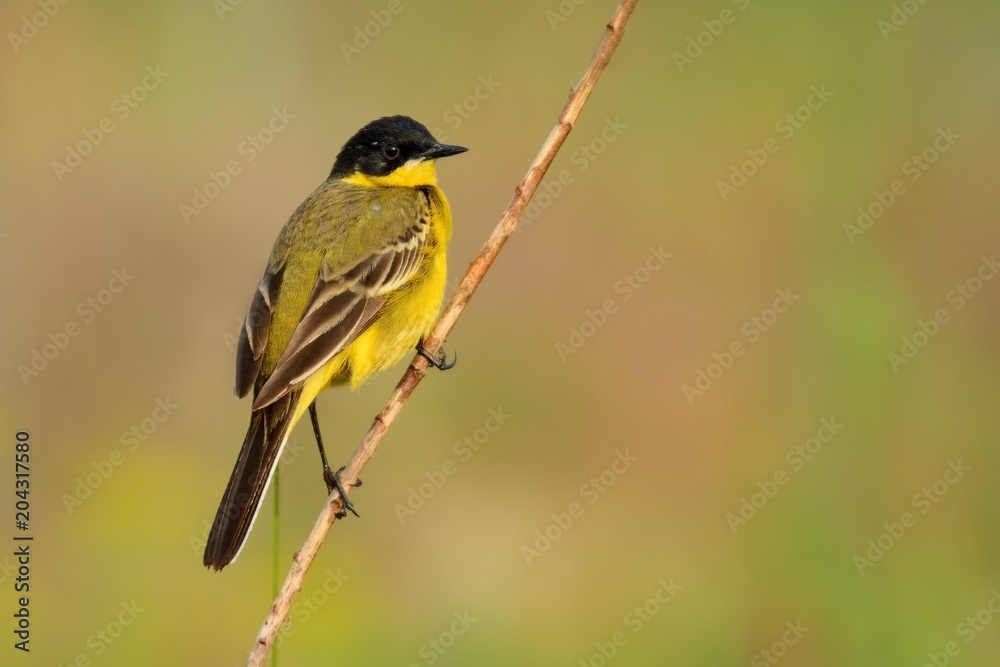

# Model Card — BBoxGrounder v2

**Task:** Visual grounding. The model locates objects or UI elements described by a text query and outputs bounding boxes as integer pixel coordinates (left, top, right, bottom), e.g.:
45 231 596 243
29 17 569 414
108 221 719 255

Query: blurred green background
2 0 1000 664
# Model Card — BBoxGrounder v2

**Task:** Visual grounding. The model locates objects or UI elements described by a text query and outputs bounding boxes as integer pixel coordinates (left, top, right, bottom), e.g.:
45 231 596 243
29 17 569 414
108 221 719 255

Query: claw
417 342 457 370
324 466 361 519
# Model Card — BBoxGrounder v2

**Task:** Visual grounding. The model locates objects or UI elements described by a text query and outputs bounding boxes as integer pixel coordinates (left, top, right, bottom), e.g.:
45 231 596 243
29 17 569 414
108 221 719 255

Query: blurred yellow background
2 0 1000 665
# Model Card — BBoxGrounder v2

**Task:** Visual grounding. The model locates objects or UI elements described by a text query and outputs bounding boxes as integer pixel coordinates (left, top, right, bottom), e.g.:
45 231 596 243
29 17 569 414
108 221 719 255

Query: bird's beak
419 143 468 160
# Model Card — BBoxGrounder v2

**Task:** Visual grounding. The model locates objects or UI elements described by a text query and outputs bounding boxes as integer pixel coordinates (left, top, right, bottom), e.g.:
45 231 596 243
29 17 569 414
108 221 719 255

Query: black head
330 115 467 179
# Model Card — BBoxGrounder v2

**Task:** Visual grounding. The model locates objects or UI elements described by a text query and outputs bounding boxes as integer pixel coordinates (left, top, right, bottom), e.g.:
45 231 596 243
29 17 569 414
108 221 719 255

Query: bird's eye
381 144 400 159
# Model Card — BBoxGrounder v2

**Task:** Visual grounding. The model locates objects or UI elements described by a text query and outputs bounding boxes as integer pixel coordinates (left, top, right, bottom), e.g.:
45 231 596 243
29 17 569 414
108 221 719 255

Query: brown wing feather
235 266 285 398
250 222 428 410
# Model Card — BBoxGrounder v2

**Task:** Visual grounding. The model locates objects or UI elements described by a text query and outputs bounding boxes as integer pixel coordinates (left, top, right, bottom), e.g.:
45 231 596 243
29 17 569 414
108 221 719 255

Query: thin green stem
271 464 280 667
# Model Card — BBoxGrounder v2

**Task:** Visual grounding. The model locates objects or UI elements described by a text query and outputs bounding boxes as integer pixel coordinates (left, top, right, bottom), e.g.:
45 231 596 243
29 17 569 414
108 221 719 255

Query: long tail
204 391 300 570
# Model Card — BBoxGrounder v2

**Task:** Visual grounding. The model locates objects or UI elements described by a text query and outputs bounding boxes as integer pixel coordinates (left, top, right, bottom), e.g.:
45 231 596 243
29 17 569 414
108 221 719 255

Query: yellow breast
298 185 452 403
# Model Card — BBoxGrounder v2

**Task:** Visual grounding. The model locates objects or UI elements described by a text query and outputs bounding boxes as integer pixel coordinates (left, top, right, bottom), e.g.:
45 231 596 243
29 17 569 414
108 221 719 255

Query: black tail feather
204 391 299 570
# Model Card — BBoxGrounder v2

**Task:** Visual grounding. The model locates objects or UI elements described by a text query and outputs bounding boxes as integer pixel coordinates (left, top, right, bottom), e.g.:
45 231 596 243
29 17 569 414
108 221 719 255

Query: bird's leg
308 401 361 519
416 340 457 370
308 401 336 486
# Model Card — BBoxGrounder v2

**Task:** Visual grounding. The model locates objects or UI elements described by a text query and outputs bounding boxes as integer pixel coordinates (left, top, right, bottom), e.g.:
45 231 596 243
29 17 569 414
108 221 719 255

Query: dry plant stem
247 1 639 664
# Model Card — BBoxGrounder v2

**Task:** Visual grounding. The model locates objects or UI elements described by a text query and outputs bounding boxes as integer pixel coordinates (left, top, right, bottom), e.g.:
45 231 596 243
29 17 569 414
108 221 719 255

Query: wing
246 189 433 410
235 265 284 399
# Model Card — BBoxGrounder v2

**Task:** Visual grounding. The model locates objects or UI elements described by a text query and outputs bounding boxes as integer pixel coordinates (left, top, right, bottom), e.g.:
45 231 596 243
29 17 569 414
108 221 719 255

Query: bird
204 115 467 570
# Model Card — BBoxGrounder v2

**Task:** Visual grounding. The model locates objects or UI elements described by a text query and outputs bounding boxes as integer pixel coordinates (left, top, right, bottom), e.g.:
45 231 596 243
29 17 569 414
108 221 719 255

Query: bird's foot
324 465 362 519
417 342 457 370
